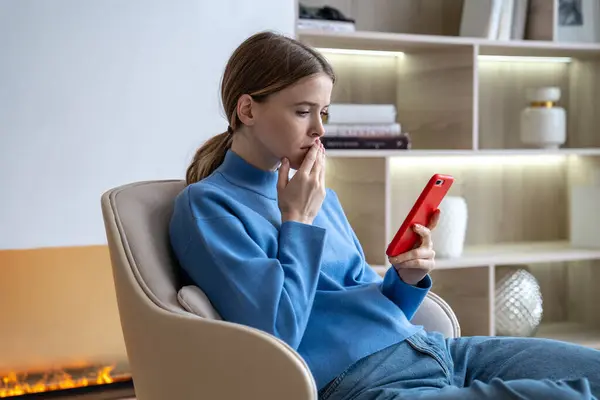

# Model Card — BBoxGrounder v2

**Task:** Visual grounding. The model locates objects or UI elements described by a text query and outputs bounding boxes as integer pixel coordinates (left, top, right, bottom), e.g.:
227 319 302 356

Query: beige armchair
101 180 460 400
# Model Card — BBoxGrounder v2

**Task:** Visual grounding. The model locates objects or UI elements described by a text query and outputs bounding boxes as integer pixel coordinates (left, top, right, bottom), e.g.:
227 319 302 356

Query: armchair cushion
177 285 222 320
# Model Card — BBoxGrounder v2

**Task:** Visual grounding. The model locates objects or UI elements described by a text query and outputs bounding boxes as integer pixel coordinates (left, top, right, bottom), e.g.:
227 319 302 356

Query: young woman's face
252 73 333 170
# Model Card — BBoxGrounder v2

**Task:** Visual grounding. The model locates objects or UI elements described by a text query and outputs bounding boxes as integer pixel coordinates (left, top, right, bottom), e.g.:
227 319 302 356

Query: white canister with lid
520 87 566 149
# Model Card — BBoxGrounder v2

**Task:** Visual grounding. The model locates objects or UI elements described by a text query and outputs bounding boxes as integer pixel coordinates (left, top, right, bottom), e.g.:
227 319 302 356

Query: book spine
322 136 410 150
511 0 528 40
459 0 502 39
297 19 356 32
497 0 515 40
327 104 397 124
324 123 401 137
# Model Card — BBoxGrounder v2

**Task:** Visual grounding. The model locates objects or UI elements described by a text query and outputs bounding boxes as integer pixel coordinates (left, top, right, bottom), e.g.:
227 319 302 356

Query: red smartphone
386 174 455 257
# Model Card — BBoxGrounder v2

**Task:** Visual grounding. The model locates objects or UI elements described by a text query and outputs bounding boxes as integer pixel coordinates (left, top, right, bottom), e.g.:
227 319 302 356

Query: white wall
0 0 295 250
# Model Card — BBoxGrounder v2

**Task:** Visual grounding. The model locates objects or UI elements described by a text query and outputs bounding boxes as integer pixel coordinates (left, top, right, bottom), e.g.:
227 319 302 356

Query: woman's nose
312 118 326 138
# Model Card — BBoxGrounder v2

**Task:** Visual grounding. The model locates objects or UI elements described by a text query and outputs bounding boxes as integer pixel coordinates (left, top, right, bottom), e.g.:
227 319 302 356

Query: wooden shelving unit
299 29 600 57
372 241 600 271
297 0 600 350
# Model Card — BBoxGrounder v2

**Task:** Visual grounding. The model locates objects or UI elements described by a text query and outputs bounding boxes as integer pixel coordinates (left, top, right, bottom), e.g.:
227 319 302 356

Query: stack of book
322 104 410 150
297 3 356 32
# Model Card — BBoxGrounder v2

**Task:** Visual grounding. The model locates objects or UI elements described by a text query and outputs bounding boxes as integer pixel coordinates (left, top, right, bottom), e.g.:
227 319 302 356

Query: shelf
298 29 474 53
479 40 600 59
325 148 600 158
534 322 600 350
436 241 600 269
298 29 600 58
326 149 469 158
371 241 600 272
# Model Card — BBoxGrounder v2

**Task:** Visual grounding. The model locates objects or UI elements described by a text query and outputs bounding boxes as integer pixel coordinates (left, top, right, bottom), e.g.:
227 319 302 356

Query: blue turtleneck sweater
169 150 431 390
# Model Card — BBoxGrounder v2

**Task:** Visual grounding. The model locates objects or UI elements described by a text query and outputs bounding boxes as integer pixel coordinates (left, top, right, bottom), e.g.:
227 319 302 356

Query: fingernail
282 158 288 164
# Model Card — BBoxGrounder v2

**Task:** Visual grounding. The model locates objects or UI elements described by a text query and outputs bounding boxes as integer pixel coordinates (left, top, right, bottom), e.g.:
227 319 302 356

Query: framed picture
556 0 600 43
526 0 600 43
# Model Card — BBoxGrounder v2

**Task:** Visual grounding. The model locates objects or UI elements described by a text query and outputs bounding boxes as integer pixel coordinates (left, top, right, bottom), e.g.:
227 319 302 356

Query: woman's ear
236 94 255 127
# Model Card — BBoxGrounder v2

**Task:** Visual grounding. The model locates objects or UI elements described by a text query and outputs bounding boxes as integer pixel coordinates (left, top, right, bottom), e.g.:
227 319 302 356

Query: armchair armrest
411 291 461 338
120 302 317 400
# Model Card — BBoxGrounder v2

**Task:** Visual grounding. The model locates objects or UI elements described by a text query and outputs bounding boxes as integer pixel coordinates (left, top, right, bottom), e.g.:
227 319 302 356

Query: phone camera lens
435 179 443 186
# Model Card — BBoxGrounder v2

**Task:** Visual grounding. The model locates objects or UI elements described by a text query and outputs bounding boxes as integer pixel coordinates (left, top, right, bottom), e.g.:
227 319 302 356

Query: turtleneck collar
216 149 279 200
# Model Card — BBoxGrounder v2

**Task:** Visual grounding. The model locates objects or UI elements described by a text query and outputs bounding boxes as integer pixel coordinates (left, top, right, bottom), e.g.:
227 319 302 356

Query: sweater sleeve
380 267 432 320
173 214 326 350
350 223 432 319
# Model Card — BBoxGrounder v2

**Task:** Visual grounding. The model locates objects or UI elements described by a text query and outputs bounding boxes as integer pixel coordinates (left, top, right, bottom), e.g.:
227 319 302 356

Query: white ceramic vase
431 196 468 258
520 87 566 149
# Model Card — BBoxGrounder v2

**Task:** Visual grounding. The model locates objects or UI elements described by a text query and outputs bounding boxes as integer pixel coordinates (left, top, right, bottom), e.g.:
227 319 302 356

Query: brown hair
185 31 335 185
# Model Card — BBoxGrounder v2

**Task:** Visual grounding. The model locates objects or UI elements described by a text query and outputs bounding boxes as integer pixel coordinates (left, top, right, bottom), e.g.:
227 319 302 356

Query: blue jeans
318 329 600 399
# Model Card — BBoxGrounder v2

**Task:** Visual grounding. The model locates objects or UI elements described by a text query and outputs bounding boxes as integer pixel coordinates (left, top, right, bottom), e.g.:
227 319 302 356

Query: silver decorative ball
495 266 544 337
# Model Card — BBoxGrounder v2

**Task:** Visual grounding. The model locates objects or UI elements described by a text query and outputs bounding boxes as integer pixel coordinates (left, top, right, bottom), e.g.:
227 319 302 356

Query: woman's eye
296 111 310 117
321 111 329 123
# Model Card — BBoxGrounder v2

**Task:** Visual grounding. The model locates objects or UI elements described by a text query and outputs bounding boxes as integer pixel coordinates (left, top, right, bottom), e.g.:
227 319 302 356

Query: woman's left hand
388 210 441 286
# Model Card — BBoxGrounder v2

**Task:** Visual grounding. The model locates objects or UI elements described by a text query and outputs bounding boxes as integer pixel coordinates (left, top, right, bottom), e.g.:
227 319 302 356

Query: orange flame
0 364 127 398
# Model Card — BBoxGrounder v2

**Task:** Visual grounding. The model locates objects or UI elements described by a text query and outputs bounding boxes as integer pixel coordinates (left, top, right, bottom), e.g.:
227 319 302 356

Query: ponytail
186 131 233 185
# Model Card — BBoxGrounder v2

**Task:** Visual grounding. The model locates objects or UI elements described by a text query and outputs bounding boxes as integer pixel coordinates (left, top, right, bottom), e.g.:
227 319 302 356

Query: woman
169 31 600 399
